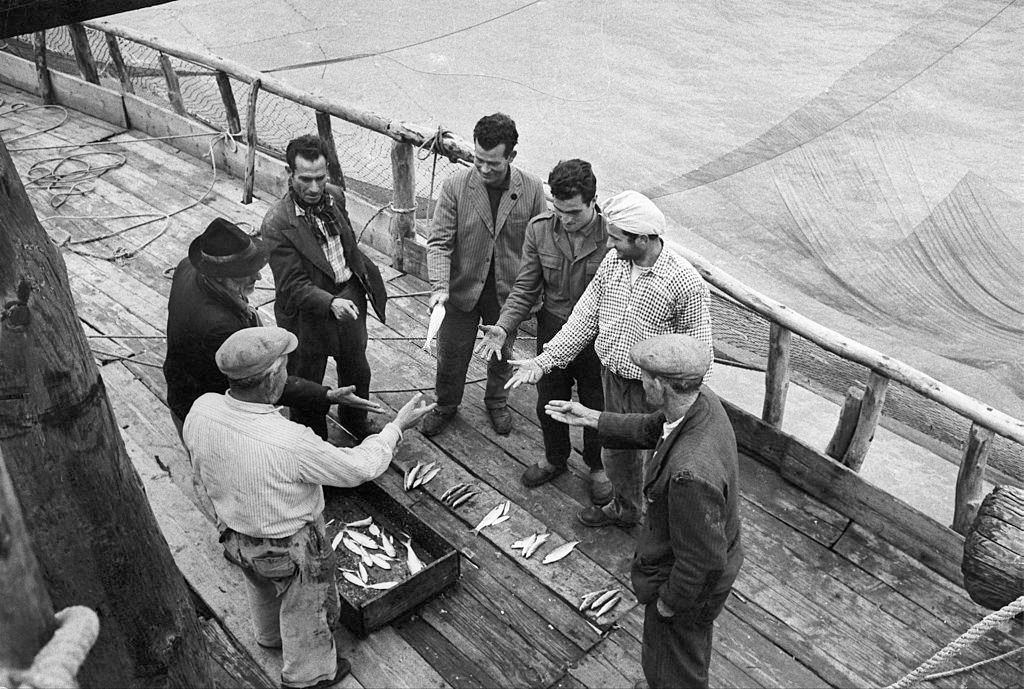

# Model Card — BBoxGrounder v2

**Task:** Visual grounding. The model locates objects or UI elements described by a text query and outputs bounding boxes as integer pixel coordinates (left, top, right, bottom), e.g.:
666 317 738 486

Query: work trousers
288 282 370 439
535 309 603 470
641 590 729 689
435 287 517 412
222 516 340 688
601 370 654 523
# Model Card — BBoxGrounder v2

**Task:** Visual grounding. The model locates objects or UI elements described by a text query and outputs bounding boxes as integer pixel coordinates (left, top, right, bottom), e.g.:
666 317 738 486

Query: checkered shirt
534 244 714 381
294 196 352 285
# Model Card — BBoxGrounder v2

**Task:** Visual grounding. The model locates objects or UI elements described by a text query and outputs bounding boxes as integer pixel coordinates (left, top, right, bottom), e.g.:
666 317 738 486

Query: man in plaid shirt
508 190 713 528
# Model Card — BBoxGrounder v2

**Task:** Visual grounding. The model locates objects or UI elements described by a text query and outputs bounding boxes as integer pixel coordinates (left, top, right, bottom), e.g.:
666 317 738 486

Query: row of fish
578 587 623 619
404 461 441 491
472 500 510 534
438 482 477 509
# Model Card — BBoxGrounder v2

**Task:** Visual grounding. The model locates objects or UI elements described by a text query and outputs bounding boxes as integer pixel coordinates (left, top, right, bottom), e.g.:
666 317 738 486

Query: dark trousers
435 285 517 412
641 590 730 689
288 285 370 440
535 309 603 470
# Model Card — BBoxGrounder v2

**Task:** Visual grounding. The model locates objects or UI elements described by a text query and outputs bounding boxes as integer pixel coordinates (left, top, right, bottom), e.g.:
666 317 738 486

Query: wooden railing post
31 31 55 105
952 423 994 534
761 322 792 428
389 141 416 272
316 111 345 189
826 385 863 460
67 23 100 85
841 372 889 471
242 79 262 204
104 34 134 94
215 71 242 138
158 53 186 115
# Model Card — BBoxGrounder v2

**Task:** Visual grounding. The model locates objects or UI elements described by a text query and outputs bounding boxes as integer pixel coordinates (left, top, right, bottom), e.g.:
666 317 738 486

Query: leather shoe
283 654 351 689
589 473 614 506
487 406 514 435
521 463 567 487
420 408 456 437
577 504 637 528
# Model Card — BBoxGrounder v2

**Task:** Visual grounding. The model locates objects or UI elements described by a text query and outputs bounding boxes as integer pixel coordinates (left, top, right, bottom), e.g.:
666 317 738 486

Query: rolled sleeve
295 423 402 487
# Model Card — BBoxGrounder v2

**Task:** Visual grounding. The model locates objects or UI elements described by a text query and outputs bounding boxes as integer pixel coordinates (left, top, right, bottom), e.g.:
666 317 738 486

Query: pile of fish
578 587 622 620
404 461 441 491
439 482 477 509
329 516 425 591
510 532 549 558
472 500 511 535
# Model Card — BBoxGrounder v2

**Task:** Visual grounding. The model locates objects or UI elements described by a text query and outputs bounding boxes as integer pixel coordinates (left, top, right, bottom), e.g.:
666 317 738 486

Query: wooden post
0 136 214 686
67 23 100 85
316 111 346 189
761 322 792 428
841 371 889 471
31 31 56 105
826 386 864 460
0 448 56 671
390 141 416 271
215 71 242 137
104 33 135 94
158 52 187 115
242 78 261 204
952 423 994 535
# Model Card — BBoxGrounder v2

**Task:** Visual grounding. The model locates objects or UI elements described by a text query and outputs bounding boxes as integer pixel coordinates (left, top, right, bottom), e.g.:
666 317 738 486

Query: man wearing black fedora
163 217 382 439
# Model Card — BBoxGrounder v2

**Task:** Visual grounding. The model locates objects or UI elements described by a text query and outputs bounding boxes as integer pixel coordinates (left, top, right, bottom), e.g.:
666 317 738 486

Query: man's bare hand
475 325 508 361
505 358 544 389
393 393 437 432
544 399 601 429
330 297 359 321
428 291 449 310
327 385 385 414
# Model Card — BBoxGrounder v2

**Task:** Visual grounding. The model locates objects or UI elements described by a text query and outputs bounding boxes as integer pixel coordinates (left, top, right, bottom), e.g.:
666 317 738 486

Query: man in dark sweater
545 334 743 689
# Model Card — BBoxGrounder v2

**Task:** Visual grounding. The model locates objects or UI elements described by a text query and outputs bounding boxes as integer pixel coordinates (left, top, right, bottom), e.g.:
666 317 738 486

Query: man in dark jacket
164 218 382 440
261 135 388 441
545 334 743 689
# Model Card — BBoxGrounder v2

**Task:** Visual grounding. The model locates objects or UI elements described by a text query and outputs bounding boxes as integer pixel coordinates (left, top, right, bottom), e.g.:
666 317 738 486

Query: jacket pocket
251 553 297 581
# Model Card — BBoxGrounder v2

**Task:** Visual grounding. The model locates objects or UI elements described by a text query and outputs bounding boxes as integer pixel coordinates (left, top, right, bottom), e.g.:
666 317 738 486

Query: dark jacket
163 258 330 420
260 185 387 346
598 388 743 615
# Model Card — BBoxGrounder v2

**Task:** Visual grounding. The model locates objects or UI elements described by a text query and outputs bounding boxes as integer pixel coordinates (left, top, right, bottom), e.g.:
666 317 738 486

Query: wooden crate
323 482 460 637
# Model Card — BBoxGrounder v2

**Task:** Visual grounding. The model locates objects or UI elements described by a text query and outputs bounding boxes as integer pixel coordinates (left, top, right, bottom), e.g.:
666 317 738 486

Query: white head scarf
602 190 665 236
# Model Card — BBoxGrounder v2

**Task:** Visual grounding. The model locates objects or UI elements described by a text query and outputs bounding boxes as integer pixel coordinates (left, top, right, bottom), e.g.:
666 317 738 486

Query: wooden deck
2 80 1021 688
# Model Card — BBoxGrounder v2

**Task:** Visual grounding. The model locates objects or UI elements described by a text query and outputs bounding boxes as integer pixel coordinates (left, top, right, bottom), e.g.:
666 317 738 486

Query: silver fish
472 502 507 534
579 589 608 611
444 484 474 504
523 533 550 559
402 535 424 575
450 491 476 509
341 536 364 557
358 562 369 583
380 533 397 558
541 540 580 564
345 530 378 550
593 594 621 619
490 514 511 527
440 483 468 502
414 464 442 488
511 534 535 550
331 531 345 551
341 571 367 588
590 588 620 610
404 463 422 491
368 552 392 570
369 523 381 537
345 516 373 528
366 581 398 590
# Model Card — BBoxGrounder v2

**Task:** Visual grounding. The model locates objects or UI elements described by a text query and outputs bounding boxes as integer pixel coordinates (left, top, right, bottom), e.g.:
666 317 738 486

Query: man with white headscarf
507 190 713 529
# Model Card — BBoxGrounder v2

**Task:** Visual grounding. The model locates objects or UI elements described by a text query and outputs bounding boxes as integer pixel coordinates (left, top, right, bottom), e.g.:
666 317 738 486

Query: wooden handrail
673 243 1024 447
82 19 476 164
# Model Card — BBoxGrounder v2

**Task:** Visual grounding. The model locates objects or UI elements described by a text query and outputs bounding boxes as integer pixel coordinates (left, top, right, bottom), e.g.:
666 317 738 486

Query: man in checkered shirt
508 190 713 528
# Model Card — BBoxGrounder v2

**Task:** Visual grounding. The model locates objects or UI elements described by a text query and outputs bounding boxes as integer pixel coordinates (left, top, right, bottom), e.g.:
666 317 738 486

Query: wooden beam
826 386 863 461
104 33 134 94
158 52 186 115
215 71 241 138
316 111 345 188
31 31 55 105
1 2 175 38
842 372 890 472
67 23 100 85
390 141 416 272
243 78 261 204
952 423 993 535
761 322 791 428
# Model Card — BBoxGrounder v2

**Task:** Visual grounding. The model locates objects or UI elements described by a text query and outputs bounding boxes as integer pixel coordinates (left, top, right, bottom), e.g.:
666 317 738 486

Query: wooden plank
104 34 135 95
952 423 993 534
390 141 415 271
316 110 345 188
67 23 100 85
0 51 38 92
49 68 128 129
335 625 446 689
842 371 889 471
31 31 55 104
391 614 502 688
714 608 829 689
215 71 242 138
761 322 791 427
243 78 260 203
158 52 187 116
825 385 862 460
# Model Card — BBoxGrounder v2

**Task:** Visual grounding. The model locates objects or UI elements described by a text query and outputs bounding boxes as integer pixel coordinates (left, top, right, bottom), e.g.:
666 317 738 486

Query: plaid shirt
535 244 714 381
294 195 352 285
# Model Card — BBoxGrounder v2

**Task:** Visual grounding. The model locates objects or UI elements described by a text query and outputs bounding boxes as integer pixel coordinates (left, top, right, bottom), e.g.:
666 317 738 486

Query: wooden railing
8 20 1024 536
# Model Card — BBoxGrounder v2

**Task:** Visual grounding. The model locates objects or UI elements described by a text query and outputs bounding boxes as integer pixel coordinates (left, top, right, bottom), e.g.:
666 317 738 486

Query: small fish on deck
541 540 580 564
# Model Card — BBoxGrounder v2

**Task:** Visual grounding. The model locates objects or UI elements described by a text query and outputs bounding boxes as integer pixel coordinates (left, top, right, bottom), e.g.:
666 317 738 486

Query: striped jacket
426 165 547 311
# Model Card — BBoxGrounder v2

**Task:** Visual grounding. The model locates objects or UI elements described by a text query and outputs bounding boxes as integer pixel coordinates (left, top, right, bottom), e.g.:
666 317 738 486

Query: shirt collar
291 189 334 217
224 391 283 415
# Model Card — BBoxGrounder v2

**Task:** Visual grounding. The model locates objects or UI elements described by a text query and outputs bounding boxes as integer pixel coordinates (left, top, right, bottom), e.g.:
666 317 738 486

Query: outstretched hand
544 399 601 429
393 393 437 432
505 358 544 389
327 385 385 414
475 324 508 361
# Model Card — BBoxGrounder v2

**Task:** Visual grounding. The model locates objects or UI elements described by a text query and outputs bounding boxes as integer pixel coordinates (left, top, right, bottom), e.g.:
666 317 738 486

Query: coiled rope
0 606 99 689
884 593 1024 688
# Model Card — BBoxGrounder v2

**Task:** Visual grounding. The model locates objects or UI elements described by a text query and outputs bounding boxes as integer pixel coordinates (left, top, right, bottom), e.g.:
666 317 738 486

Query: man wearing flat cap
546 334 743 689
508 190 714 529
184 326 435 689
163 218 381 441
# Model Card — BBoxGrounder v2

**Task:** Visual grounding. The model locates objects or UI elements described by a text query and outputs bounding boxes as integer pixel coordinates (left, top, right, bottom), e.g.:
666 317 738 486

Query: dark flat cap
189 217 268 278
215 326 297 379
629 334 711 383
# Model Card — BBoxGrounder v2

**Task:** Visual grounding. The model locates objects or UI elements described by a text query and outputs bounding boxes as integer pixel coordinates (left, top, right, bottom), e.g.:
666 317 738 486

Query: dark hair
285 134 329 170
473 113 518 155
548 159 596 203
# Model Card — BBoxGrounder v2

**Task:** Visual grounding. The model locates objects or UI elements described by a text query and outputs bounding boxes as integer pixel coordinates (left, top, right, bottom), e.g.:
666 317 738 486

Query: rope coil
0 606 99 689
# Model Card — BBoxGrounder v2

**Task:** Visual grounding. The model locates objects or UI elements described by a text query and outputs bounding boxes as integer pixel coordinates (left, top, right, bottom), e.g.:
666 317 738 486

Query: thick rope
0 606 99 689
884 593 1024 689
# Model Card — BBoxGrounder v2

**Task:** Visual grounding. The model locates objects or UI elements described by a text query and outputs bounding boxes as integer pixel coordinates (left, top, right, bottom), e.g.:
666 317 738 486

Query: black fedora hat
188 218 268 278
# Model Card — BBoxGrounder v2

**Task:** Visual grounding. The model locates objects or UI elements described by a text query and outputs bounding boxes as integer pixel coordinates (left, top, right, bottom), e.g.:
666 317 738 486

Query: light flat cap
602 190 665 236
629 334 711 384
215 326 297 379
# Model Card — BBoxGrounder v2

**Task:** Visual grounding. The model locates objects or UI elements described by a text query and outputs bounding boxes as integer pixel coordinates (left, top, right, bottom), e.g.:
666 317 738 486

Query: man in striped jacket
421 113 547 437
